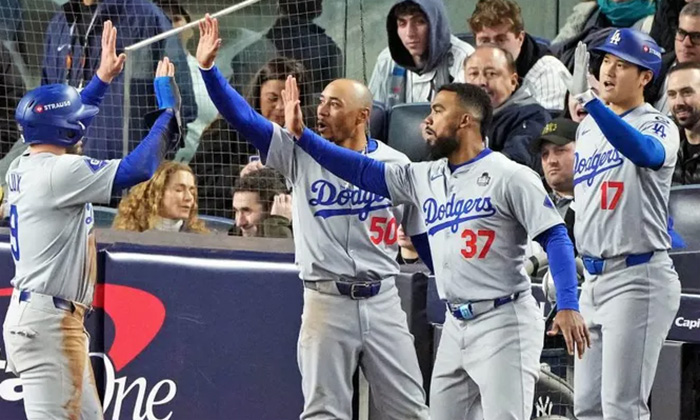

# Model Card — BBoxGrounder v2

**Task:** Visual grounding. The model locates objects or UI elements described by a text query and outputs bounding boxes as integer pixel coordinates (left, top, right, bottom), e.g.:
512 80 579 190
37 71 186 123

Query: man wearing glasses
655 2 700 113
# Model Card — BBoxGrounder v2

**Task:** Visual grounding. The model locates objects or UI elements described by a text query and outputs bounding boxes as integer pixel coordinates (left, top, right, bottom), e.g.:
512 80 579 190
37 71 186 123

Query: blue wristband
154 76 176 109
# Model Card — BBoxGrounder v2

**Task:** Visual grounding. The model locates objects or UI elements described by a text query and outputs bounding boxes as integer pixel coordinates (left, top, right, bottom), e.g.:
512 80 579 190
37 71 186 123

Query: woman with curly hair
113 161 208 233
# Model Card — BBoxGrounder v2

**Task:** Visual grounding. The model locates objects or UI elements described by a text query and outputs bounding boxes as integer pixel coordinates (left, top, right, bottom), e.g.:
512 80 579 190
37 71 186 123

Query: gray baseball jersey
264 124 425 281
383 149 563 302
573 104 679 258
5 152 119 305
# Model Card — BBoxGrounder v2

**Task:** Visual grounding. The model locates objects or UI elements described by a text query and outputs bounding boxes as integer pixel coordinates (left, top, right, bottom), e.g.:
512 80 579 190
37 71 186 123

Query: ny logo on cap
610 30 622 45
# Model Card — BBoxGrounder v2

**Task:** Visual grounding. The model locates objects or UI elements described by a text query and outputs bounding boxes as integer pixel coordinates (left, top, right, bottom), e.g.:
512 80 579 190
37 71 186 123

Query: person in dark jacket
229 0 342 107
667 61 700 185
41 0 197 160
0 41 22 158
468 0 569 110
464 44 551 171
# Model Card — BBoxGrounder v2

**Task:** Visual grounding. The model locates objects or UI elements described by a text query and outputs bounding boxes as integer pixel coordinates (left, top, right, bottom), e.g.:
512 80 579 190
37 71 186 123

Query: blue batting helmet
592 28 664 79
15 84 99 147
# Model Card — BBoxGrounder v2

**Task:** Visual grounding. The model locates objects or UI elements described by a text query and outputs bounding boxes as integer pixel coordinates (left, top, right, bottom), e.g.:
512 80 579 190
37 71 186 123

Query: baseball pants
3 289 102 420
574 251 681 420
297 278 429 420
430 289 545 420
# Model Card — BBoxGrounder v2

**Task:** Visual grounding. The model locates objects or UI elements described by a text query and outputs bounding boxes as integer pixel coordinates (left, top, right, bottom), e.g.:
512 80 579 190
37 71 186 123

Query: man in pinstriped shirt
469 0 570 111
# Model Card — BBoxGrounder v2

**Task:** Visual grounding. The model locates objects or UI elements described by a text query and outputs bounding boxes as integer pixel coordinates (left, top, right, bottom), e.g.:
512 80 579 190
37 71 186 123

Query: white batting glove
571 42 598 106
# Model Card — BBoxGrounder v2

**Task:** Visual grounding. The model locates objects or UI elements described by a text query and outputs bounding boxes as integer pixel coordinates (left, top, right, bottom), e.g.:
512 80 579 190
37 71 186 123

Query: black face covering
428 133 460 160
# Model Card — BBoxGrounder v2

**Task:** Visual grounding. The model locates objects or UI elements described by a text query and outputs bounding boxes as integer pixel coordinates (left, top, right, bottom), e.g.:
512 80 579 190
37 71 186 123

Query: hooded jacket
41 0 197 160
369 0 473 106
487 82 551 172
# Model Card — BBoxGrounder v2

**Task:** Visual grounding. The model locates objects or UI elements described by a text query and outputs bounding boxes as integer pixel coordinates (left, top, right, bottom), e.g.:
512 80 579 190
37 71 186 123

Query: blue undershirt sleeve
535 224 580 311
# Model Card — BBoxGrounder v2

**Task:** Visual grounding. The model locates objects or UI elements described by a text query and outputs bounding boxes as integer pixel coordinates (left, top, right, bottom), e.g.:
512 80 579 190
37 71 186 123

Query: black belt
19 290 76 313
303 280 382 300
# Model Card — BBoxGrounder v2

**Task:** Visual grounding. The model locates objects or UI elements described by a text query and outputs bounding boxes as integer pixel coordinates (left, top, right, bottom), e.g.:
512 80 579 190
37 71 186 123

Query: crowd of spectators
1 0 700 251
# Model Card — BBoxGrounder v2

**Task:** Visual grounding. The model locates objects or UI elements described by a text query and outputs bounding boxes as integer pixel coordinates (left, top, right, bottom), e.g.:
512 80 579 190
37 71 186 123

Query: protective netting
0 0 492 221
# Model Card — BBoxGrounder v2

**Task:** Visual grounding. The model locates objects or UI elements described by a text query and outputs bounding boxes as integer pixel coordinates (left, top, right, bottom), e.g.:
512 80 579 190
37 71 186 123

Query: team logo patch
84 158 108 173
542 122 557 135
477 172 491 186
543 196 554 209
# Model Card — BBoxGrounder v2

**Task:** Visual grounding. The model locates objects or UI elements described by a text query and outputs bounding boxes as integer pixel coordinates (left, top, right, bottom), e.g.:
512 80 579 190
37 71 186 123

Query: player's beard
428 135 460 160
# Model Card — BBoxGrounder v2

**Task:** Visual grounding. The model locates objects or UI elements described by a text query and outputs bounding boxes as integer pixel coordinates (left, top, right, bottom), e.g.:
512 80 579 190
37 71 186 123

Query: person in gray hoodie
465 44 551 172
369 0 474 107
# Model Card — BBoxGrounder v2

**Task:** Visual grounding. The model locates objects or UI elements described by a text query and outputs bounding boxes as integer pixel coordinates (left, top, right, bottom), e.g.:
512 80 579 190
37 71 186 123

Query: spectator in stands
0 41 22 158
41 0 196 160
464 44 550 170
667 62 700 184
230 0 342 103
230 168 293 238
191 57 307 218
369 0 474 106
468 0 570 110
113 161 209 233
552 0 656 72
530 118 577 244
396 225 421 265
654 2 700 112
157 0 219 163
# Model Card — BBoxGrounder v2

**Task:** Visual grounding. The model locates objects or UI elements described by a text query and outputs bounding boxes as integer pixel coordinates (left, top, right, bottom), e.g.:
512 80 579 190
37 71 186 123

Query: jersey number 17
601 181 624 210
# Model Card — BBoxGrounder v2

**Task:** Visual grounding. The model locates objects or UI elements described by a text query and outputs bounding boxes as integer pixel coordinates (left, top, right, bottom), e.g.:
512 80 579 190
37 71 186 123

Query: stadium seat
455 32 551 48
669 185 700 251
94 206 117 228
200 215 235 233
370 101 387 142
387 103 431 162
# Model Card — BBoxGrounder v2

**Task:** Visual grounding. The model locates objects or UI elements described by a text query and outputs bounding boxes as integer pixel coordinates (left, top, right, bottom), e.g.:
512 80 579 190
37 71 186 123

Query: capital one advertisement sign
0 244 304 419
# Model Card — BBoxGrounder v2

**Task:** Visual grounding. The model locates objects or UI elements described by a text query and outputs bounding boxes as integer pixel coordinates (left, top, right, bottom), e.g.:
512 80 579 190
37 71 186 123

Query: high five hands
197 14 222 69
281 75 305 139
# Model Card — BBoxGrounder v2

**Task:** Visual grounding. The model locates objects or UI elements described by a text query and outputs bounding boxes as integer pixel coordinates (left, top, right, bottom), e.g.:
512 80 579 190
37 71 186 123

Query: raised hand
281 75 304 139
571 41 591 97
196 14 222 69
96 20 127 83
154 57 181 111
270 194 293 221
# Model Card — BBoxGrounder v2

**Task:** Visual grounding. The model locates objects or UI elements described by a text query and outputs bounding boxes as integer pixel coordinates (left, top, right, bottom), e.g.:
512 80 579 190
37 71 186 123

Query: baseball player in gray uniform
2 21 182 419
568 29 681 419
197 16 429 419
281 74 590 419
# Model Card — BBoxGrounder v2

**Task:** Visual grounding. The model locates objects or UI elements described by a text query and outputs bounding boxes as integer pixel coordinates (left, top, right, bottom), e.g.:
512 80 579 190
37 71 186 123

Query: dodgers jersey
384 149 563 302
264 124 425 282
5 152 119 305
574 104 679 258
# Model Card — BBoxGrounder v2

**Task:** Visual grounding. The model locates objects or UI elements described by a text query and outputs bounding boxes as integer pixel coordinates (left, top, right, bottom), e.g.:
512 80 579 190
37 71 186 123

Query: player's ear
357 107 370 126
640 69 653 88
459 112 471 129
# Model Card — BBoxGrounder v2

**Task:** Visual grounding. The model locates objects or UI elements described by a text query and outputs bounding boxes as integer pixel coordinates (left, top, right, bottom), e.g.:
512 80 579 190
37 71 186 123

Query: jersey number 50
370 217 398 245
9 204 19 261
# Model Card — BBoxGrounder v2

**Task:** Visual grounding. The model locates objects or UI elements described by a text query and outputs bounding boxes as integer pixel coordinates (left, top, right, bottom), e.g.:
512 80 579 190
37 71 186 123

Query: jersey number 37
9 204 19 261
